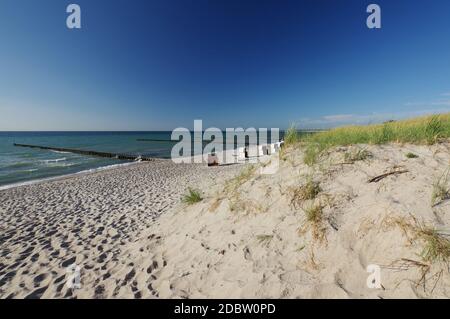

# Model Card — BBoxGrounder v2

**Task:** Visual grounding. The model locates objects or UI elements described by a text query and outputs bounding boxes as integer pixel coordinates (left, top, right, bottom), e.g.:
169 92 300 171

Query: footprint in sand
24 286 48 299
243 246 252 261
94 284 105 298
61 256 76 268
146 260 158 274
33 273 48 287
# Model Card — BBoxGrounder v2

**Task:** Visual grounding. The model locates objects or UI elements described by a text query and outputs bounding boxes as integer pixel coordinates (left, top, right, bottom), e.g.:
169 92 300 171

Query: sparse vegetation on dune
289 177 321 209
385 215 450 264
229 194 267 214
303 144 320 166
221 164 271 214
300 202 326 242
431 169 450 207
209 165 257 213
224 165 256 195
283 125 300 146
344 148 372 163
299 113 450 165
380 214 450 294
421 227 450 263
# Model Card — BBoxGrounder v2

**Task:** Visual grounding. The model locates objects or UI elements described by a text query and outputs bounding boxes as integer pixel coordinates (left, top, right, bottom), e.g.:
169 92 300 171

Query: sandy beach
1 141 450 299
0 160 241 298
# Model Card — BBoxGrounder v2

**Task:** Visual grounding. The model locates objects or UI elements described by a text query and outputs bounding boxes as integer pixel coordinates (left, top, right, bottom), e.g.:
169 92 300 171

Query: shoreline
0 161 141 191
0 147 244 192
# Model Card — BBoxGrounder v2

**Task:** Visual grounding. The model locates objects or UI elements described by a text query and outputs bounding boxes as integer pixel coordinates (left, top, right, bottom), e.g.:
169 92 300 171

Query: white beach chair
274 143 280 152
258 144 265 156
237 147 246 161
259 144 269 156
247 145 258 158
207 153 219 166
269 143 277 154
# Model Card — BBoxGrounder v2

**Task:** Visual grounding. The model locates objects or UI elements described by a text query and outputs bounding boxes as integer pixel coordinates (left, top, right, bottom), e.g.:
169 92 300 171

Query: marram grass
298 113 450 165
284 125 300 146
182 187 203 205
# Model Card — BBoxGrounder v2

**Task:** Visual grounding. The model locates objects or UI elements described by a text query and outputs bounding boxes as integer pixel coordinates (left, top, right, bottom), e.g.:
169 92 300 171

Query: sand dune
119 143 450 299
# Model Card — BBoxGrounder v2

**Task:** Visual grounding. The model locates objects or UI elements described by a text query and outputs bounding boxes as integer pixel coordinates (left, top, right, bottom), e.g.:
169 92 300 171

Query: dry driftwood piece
368 170 409 183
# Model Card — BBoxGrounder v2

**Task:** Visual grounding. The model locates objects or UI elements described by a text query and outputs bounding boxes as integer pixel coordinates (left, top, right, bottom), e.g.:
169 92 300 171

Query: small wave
48 163 78 168
51 150 71 154
41 158 67 164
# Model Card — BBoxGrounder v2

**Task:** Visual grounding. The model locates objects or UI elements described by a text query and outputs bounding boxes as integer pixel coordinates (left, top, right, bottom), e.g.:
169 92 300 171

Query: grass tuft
300 202 326 242
284 125 300 146
406 152 419 159
344 148 372 163
425 115 444 145
182 187 203 205
431 169 450 206
256 234 274 247
289 178 321 209
304 203 324 224
384 215 450 263
420 228 450 263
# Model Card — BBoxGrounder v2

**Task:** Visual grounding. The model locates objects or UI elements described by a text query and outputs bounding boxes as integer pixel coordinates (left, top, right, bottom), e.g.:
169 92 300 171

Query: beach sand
1 143 450 298
0 160 241 298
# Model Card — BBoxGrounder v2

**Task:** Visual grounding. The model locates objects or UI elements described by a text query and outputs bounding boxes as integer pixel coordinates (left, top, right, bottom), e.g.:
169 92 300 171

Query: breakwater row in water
13 143 157 162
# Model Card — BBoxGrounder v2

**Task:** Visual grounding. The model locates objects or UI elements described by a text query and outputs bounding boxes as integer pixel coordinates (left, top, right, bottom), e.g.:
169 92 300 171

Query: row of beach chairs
207 141 284 166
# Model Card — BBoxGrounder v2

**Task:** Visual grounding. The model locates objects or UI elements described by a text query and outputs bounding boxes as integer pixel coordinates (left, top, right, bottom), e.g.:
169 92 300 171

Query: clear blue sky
1 0 450 130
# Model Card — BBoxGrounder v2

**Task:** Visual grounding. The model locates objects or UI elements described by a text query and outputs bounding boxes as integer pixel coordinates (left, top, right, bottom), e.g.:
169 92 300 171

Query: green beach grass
287 113 450 165
182 187 203 205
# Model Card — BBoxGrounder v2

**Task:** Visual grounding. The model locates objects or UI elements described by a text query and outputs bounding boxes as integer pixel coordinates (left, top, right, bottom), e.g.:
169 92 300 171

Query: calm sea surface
0 131 290 188
0 132 177 188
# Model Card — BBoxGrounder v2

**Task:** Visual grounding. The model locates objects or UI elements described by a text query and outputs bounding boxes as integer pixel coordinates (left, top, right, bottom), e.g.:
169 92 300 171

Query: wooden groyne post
13 143 157 162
